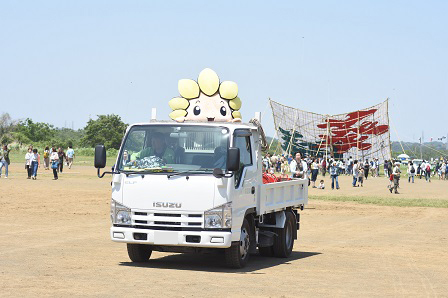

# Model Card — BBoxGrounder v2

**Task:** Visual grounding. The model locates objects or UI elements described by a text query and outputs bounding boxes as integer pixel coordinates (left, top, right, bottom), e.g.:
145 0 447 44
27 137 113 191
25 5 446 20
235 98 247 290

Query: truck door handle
251 186 255 194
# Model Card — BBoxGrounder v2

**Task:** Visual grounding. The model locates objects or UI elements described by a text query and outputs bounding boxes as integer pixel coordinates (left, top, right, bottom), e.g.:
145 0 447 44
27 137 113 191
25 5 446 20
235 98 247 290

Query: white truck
94 116 308 268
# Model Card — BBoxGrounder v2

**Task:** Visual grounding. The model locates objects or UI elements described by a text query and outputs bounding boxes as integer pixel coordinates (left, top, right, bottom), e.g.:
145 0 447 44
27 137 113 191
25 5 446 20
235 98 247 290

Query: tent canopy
397 153 410 159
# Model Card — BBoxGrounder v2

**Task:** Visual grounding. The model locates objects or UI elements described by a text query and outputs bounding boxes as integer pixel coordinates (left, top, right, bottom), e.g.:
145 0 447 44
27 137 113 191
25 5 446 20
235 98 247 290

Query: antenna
151 108 157 122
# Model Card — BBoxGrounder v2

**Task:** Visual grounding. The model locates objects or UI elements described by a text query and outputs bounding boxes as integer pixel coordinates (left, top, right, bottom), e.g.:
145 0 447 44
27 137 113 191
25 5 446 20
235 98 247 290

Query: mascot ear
169 97 189 110
219 81 238 99
229 97 241 110
232 111 242 120
169 110 187 120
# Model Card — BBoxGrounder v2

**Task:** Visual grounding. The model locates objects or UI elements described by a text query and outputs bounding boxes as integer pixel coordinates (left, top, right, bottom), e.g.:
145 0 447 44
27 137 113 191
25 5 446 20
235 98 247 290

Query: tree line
0 112 127 150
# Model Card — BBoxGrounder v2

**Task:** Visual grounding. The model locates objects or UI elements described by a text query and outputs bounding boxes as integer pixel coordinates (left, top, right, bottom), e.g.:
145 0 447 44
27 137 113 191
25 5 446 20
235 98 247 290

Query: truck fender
244 208 256 218
258 211 286 229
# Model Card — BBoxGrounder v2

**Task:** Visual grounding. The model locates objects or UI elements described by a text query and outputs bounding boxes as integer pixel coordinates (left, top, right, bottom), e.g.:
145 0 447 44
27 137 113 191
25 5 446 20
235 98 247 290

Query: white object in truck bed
257 179 308 215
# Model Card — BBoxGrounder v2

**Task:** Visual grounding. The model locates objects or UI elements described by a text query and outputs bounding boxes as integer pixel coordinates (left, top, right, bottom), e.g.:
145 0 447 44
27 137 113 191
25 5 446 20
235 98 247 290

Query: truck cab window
118 125 229 173
234 135 252 188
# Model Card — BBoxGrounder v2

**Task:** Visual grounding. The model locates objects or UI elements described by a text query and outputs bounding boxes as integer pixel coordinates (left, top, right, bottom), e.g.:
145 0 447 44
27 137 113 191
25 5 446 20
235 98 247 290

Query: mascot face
185 93 232 122
168 68 242 122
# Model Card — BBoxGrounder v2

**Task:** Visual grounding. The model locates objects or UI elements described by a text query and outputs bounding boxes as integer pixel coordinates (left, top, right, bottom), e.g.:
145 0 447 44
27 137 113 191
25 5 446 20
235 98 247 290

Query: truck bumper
110 227 232 248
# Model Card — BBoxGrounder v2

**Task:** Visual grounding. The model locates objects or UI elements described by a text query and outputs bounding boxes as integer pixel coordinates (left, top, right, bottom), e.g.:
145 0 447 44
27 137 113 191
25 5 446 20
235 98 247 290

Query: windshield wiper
122 170 159 177
167 170 206 179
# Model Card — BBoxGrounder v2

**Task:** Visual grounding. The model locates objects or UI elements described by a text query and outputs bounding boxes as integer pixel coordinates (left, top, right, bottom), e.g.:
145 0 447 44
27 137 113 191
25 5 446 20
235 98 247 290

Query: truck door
232 129 257 229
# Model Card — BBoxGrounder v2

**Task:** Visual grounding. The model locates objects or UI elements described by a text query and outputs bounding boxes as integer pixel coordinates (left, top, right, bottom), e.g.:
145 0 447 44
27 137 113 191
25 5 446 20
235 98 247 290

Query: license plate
154 231 178 245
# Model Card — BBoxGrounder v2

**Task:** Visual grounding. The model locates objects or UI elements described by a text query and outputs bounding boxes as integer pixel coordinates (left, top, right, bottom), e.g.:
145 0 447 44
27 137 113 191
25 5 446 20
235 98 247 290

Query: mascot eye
220 106 227 116
193 106 201 116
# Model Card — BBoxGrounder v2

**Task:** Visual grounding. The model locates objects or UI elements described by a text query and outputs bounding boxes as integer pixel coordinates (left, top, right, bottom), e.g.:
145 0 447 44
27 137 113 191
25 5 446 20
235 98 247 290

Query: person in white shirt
390 162 401 194
290 152 308 179
310 158 319 187
352 160 359 187
441 161 446 180
337 160 343 175
318 180 325 189
348 156 354 175
50 147 59 180
29 149 40 180
25 148 33 179
420 161 426 179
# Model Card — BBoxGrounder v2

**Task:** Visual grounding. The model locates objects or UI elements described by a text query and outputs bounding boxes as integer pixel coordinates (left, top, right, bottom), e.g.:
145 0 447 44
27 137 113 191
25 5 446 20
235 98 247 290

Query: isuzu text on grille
153 202 182 208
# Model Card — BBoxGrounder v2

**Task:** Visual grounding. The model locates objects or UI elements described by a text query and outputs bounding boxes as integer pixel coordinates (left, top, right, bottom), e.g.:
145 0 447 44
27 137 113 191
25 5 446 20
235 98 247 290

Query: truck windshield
118 125 229 173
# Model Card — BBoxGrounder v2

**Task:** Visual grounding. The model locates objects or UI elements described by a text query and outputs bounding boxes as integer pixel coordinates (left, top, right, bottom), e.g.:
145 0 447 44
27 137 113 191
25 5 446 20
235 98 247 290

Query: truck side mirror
227 147 240 172
94 145 107 169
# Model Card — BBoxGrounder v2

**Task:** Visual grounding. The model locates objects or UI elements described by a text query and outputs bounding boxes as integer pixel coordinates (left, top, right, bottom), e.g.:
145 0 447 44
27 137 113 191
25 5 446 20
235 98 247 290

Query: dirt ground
1 163 447 297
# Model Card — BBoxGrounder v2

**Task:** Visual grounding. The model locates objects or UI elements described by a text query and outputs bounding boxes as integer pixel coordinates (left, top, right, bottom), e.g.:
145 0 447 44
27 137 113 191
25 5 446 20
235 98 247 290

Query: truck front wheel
273 211 296 258
127 244 152 262
225 218 251 268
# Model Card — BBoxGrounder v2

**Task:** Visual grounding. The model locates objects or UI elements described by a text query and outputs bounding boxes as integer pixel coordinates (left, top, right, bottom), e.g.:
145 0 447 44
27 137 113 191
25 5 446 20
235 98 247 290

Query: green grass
310 195 448 208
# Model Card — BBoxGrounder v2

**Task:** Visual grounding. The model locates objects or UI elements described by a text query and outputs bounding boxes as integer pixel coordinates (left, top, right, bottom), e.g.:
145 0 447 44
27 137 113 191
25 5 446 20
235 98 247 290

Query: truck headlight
111 199 132 225
204 202 232 229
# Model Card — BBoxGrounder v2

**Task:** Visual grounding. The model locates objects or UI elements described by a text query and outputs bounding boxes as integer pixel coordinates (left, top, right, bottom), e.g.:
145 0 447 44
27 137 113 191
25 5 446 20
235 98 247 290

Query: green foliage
81 114 127 150
15 118 55 143
52 127 84 148
125 130 145 153
75 147 118 157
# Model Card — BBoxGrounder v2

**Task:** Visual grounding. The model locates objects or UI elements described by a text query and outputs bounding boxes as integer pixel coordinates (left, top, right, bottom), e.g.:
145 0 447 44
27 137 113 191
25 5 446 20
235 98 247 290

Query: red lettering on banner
317 109 389 153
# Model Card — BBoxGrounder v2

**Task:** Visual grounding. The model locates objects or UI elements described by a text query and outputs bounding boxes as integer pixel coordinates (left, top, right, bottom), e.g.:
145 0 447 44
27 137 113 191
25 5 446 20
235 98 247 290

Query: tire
273 211 296 258
225 218 251 268
127 244 152 262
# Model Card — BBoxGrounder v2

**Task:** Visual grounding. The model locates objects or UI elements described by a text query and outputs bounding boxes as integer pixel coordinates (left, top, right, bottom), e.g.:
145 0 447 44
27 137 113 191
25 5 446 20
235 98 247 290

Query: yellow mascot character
169 68 242 122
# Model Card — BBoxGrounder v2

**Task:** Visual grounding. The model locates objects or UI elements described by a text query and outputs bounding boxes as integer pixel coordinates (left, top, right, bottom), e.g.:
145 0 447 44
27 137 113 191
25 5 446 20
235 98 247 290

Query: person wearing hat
390 161 401 194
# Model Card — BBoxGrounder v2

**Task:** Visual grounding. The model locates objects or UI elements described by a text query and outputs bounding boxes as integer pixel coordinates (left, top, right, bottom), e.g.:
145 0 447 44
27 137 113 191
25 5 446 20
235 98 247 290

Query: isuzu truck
94 116 308 268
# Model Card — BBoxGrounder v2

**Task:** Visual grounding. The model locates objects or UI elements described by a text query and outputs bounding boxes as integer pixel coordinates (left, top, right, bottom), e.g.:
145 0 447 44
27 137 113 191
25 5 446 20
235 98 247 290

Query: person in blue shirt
66 146 75 169
329 160 340 190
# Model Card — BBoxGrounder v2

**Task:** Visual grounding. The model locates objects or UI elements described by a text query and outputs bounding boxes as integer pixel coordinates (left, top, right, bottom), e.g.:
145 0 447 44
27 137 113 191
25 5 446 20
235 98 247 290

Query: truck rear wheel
225 218 251 268
127 244 152 262
273 211 295 258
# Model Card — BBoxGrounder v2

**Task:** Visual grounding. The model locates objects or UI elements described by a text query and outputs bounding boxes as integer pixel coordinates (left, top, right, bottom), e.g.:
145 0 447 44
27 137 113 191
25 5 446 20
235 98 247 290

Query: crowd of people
262 152 448 194
1 145 75 180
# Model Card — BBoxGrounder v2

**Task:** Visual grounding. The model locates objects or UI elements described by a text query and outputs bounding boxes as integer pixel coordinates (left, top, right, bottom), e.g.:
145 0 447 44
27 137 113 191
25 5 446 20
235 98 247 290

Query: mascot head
168 68 242 122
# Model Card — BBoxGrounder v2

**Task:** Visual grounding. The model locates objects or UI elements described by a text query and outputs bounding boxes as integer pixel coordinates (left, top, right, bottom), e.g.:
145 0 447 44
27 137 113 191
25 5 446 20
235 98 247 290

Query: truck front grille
132 211 203 228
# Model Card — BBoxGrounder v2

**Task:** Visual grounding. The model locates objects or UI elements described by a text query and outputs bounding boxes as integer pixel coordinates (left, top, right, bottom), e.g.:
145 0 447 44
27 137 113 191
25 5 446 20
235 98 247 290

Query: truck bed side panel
257 179 308 215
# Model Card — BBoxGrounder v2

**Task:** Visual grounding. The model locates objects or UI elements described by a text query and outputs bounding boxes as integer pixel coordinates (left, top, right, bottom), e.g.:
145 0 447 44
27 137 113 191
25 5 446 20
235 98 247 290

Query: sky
1 0 447 143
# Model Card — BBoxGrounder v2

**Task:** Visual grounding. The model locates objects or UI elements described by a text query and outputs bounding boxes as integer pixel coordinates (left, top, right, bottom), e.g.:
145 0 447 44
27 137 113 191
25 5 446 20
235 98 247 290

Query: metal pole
420 136 422 159
325 115 329 163
356 111 360 162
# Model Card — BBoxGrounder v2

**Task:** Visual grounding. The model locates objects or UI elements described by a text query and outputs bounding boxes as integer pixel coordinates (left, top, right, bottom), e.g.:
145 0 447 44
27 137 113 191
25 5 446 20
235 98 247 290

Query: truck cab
95 120 308 268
